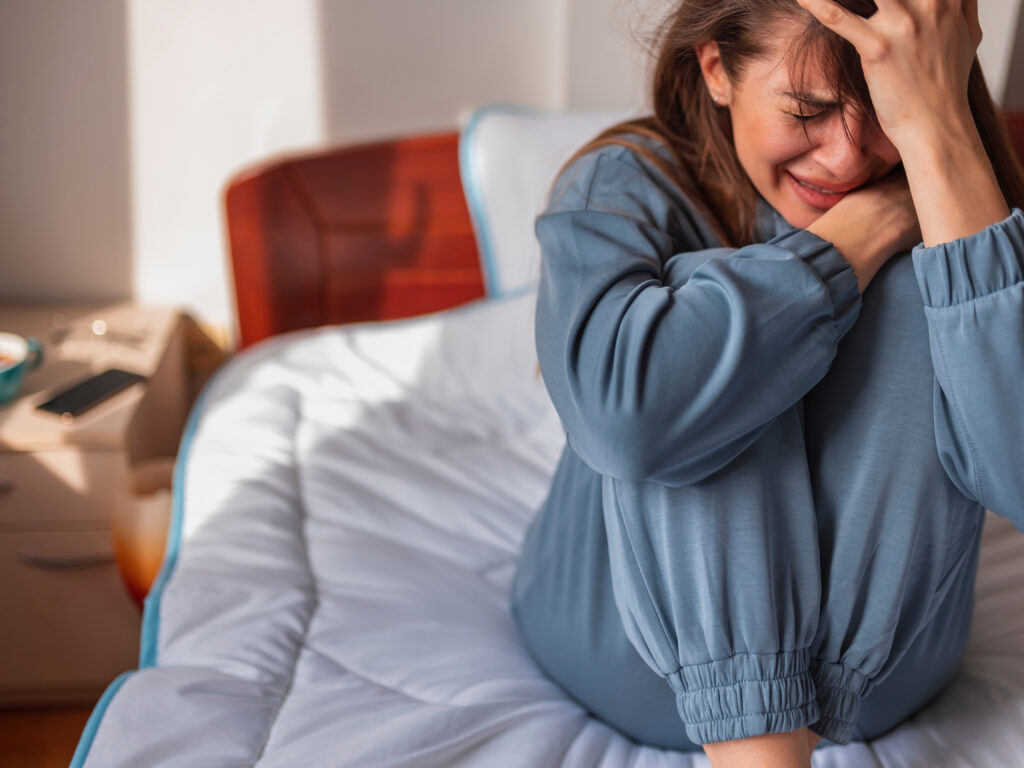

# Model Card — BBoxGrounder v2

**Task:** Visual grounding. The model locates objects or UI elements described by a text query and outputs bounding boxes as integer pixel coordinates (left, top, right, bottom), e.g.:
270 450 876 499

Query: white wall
0 0 132 302
1 0 1022 344
564 0 673 111
128 0 325 341
319 0 565 145
979 0 1023 106
1004 2 1024 109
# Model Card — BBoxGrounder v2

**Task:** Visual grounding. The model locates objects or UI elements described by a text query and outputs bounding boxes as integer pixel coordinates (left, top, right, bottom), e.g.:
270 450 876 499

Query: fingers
799 0 980 58
795 0 881 56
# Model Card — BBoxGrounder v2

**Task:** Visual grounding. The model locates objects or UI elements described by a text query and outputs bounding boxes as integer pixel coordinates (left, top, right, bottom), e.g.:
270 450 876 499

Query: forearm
899 111 1010 247
911 208 1024 522
807 214 888 293
537 211 861 487
805 180 917 293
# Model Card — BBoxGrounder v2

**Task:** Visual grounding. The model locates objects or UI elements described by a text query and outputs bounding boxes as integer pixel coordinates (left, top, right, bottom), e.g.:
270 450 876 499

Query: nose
812 108 876 181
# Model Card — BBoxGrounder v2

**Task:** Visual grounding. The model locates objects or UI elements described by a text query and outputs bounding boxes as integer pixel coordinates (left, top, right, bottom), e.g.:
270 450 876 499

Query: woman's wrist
806 191 911 294
897 118 1010 247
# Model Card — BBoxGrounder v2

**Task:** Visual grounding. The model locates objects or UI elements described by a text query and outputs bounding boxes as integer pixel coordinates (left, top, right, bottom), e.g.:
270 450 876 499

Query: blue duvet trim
68 672 132 768
139 368 222 668
68 366 225 767
458 103 546 300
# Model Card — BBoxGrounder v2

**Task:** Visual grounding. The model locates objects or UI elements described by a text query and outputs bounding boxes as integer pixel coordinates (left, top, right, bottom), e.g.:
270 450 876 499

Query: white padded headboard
458 105 637 299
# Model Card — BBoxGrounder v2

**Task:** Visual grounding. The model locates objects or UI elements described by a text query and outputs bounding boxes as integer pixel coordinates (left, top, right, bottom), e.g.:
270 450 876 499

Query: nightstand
0 301 189 706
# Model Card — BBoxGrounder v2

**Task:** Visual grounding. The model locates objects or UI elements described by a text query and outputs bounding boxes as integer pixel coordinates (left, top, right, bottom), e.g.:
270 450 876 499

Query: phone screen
36 368 147 418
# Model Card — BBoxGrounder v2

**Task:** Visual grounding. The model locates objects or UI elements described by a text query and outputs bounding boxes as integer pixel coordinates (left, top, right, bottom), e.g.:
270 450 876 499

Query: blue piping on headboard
458 103 546 300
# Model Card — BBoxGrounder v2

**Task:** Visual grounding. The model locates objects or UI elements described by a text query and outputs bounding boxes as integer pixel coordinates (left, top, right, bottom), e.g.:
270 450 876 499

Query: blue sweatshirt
510 132 1024 748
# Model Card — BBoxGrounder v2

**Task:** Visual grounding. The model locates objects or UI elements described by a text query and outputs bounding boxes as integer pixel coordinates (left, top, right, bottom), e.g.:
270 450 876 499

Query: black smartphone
36 368 147 418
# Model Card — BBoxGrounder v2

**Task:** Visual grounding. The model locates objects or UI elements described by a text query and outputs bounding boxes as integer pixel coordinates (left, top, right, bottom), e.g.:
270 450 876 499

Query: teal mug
0 333 44 405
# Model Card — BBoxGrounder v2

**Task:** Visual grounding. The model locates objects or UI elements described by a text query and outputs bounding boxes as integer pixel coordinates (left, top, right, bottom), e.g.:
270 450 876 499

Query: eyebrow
779 90 839 109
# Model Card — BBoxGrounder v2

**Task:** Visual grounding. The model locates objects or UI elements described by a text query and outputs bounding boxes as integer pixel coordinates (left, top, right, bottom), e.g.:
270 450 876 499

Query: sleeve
911 207 1024 531
535 147 862 487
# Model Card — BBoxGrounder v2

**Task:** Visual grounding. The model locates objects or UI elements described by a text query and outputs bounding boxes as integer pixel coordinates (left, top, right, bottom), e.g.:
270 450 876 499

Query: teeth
796 178 840 195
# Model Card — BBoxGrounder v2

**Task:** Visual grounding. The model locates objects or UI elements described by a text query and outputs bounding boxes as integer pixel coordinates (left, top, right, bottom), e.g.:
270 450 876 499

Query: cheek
866 124 902 166
735 123 809 180
877 137 901 167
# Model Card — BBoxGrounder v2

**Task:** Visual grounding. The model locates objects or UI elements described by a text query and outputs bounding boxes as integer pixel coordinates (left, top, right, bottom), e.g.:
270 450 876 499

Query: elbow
567 404 769 487
567 412 713 487
563 410 655 482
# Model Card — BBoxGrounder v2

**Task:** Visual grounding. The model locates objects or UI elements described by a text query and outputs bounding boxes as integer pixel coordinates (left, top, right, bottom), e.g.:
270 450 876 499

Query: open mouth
794 177 842 194
785 171 850 209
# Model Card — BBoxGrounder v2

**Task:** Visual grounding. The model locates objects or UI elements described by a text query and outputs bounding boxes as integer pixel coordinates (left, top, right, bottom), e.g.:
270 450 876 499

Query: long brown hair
552 0 1024 248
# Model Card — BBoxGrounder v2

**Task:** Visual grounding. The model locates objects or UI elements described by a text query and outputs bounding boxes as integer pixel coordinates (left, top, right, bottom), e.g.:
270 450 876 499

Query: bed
72 105 1024 767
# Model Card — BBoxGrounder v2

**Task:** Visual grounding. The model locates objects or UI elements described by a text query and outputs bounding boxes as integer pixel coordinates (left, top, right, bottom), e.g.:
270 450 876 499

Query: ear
695 40 732 106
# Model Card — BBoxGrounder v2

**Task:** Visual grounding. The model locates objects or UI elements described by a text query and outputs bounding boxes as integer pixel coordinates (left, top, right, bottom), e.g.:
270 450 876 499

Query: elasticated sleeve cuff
912 208 1024 307
808 660 870 745
769 228 862 342
666 649 819 745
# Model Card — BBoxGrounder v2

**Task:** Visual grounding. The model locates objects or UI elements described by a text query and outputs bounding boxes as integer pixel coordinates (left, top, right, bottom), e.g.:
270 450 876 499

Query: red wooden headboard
224 132 484 349
224 113 1024 350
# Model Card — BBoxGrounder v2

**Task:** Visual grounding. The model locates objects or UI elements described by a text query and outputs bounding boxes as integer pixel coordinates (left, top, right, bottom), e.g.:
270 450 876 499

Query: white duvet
74 289 1024 767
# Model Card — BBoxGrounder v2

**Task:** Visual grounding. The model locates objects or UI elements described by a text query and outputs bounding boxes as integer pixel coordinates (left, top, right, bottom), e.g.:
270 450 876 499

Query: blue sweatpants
511 136 1024 748
511 439 981 751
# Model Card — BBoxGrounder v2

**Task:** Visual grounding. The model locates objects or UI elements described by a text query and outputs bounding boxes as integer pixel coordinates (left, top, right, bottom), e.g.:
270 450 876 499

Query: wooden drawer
0 529 141 705
0 449 130 528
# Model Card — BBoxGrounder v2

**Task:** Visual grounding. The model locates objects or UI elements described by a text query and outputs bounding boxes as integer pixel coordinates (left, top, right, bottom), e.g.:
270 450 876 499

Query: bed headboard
224 111 1024 350
224 132 484 349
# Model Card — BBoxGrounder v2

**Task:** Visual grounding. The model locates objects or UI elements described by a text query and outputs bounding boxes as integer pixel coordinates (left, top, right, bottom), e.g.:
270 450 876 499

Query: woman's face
698 23 901 229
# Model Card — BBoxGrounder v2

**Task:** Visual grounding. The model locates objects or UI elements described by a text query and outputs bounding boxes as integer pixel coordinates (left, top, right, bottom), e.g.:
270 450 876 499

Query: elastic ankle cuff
809 659 870 745
667 649 819 745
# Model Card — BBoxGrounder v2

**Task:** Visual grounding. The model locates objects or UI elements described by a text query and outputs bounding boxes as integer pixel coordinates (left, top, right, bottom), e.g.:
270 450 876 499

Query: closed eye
789 110 826 123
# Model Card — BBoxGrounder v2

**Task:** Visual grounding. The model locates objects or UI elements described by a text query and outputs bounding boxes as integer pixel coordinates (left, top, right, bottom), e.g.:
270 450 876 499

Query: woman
510 0 1024 766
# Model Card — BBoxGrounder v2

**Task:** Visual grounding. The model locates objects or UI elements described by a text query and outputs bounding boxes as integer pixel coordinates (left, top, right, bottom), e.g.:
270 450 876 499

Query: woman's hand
795 0 1009 246
794 0 980 150
850 168 923 254
807 167 920 293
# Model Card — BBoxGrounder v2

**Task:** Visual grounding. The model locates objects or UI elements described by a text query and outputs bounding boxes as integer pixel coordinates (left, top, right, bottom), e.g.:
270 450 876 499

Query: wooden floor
0 705 95 768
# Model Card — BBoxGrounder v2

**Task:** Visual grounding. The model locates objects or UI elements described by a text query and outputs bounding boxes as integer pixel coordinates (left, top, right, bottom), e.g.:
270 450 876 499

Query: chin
777 206 821 230
762 188 823 231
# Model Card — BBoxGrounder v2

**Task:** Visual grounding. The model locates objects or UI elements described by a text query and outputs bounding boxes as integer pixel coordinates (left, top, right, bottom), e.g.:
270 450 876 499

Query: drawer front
0 529 141 704
0 449 130 527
